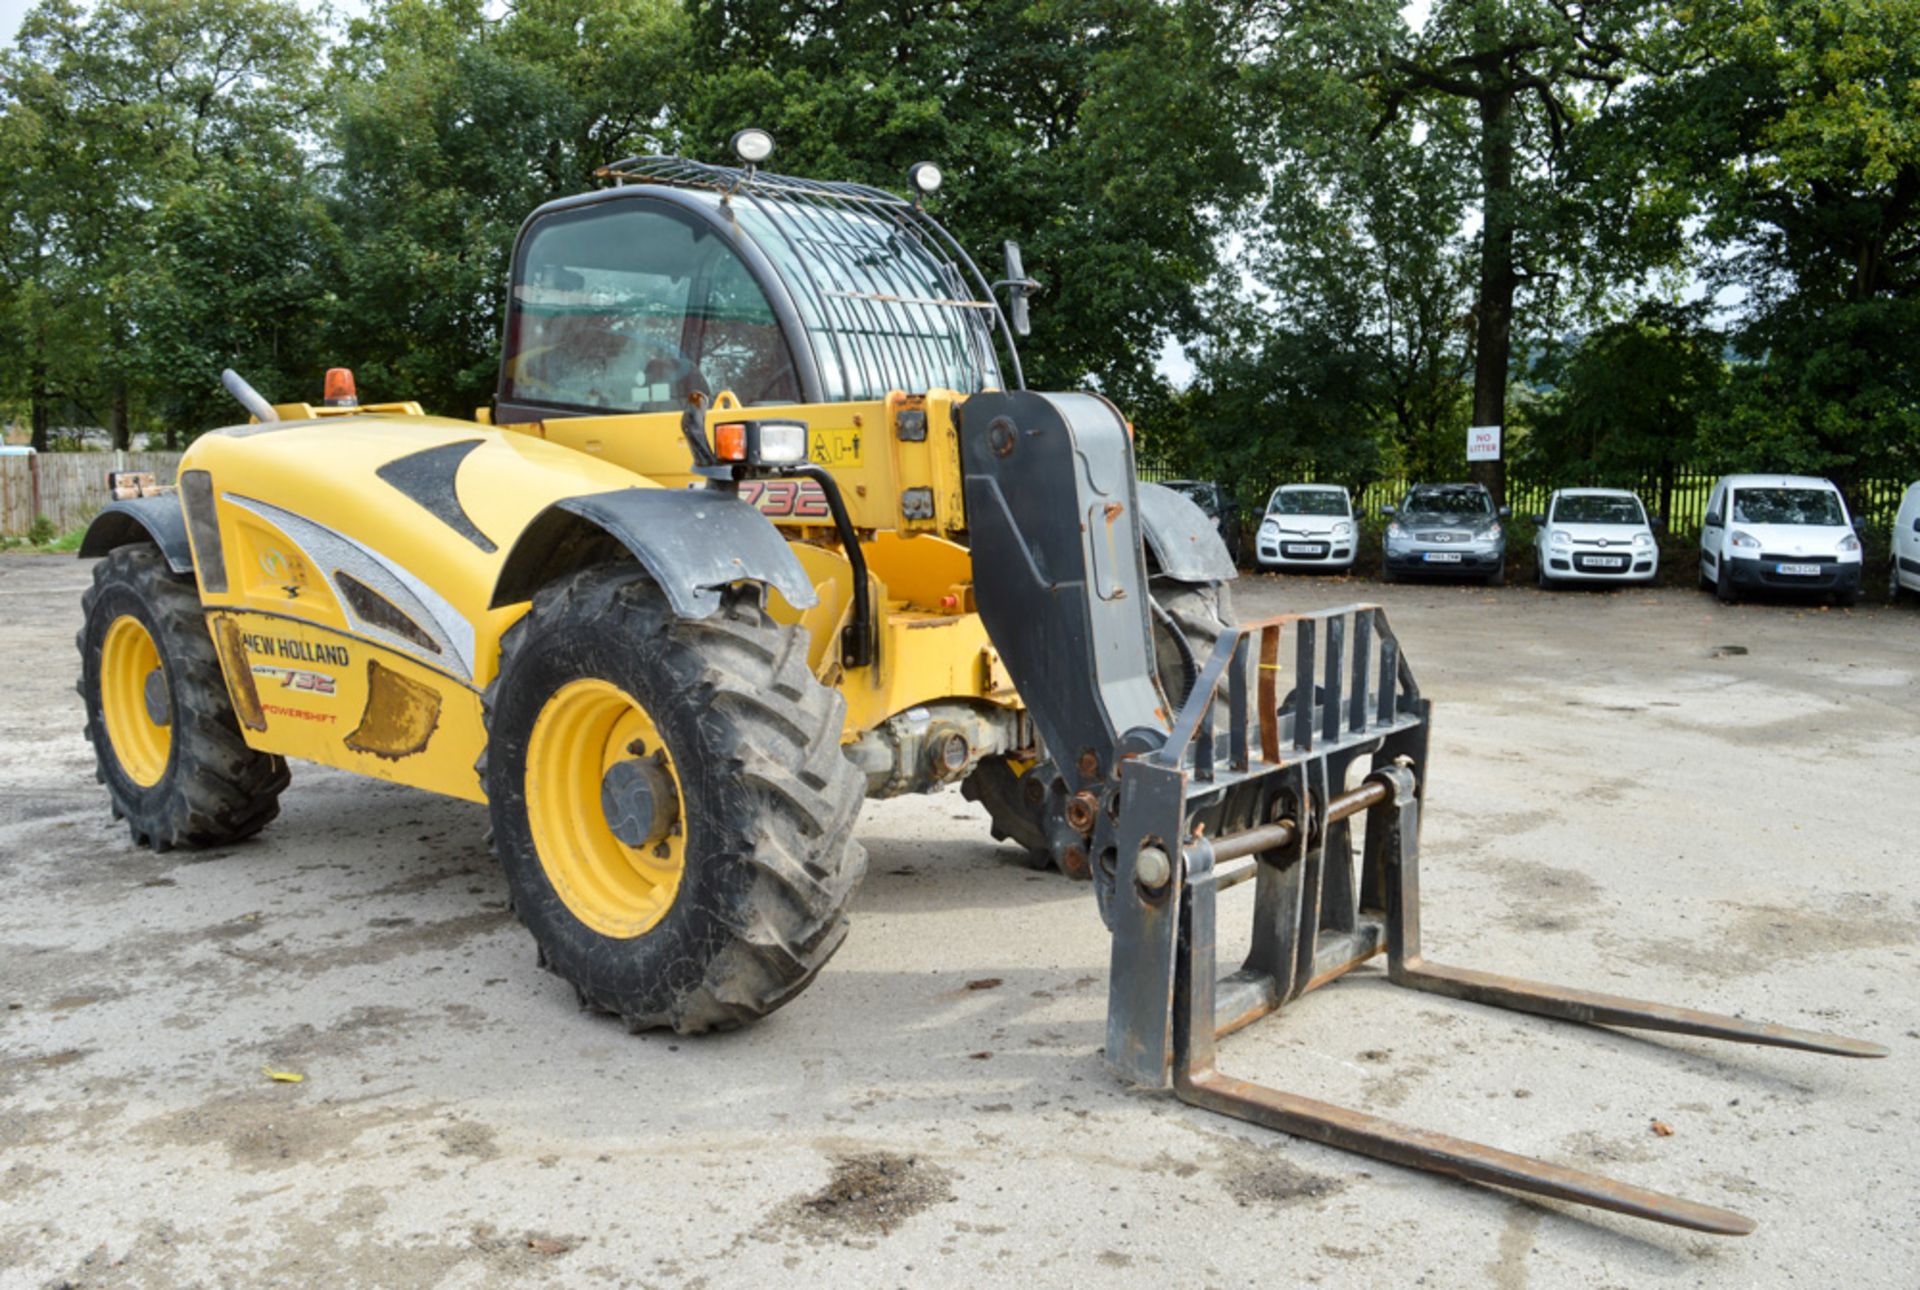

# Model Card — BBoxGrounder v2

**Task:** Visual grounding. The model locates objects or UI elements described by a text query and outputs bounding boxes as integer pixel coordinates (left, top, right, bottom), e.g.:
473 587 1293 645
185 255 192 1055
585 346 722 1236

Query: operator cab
494 149 1020 426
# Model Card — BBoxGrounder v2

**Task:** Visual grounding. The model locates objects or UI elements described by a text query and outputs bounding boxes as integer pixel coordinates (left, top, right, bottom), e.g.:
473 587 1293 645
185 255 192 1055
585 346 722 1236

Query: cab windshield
1732 488 1846 527
1269 489 1350 517
1552 494 1645 525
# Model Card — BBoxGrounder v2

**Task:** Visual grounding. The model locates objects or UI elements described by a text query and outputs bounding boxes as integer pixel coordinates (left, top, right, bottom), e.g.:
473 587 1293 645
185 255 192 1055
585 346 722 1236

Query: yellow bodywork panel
177 400 1017 803
206 608 490 801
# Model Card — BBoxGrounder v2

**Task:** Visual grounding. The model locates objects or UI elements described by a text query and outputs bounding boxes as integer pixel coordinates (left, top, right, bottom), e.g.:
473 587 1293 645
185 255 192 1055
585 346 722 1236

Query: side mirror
1530 513 1546 525
995 241 1040 338
1912 516 1920 533
1380 505 1396 517
1852 517 1866 531
1497 505 1512 519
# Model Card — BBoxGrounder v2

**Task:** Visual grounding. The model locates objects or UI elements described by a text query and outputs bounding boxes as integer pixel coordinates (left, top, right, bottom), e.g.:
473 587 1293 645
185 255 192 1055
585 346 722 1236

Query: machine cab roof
496 157 1017 424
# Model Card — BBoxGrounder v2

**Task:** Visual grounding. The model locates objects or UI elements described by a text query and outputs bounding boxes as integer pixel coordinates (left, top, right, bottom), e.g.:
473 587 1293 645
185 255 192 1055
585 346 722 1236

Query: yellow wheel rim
100 615 172 788
524 678 686 939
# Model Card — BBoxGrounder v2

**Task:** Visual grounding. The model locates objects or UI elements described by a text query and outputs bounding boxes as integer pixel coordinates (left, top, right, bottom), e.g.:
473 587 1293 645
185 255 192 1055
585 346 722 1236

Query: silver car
1381 483 1509 585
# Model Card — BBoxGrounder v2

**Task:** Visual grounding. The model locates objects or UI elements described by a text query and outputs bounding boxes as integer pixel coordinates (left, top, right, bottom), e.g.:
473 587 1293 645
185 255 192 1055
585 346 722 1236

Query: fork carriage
958 388 1884 1236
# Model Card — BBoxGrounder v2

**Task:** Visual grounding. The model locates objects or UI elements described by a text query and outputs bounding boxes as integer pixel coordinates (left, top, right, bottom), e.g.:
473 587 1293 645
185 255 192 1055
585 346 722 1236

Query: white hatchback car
1893 481 1920 604
1699 474 1863 605
1532 488 1658 588
1254 484 1357 572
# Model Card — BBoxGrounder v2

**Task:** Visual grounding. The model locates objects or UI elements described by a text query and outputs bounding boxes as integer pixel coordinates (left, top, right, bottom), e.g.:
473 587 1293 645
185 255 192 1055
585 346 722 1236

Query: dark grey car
1381 482 1511 585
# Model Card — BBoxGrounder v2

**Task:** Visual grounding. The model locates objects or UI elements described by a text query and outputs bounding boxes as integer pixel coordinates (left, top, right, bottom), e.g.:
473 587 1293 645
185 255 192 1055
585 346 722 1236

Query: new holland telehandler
75 135 1882 1235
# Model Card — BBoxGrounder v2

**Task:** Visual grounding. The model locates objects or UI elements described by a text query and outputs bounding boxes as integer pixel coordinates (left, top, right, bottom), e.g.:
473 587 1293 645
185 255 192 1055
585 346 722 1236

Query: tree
1635 0 1920 486
1526 302 1723 520
1248 1 1653 505
0 0 327 446
681 0 1256 407
323 0 691 416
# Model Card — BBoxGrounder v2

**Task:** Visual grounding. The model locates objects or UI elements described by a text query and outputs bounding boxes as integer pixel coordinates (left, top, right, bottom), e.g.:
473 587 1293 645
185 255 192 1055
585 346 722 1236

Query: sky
0 0 32 44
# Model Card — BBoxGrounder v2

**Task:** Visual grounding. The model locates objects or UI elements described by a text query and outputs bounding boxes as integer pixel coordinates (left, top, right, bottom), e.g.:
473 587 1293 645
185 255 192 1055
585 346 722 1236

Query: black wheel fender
489 488 818 618
78 496 194 576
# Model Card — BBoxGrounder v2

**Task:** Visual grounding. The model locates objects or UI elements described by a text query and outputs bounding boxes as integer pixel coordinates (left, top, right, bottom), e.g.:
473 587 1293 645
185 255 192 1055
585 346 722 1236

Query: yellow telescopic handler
74 133 1883 1235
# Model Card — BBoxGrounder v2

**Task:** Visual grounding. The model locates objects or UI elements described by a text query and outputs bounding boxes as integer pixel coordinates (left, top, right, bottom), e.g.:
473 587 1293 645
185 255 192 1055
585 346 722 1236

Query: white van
1255 484 1357 571
1892 481 1920 604
1699 474 1863 605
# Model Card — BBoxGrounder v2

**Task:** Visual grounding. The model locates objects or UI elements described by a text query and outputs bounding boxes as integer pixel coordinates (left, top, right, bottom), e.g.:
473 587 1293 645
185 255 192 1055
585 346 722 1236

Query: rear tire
963 578 1237 874
482 566 866 1034
77 545 289 852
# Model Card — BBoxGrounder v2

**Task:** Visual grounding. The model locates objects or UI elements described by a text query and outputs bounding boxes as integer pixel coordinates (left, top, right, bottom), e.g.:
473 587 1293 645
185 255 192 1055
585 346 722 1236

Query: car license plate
1283 543 1322 555
1775 562 1819 576
1422 552 1462 563
1586 556 1624 569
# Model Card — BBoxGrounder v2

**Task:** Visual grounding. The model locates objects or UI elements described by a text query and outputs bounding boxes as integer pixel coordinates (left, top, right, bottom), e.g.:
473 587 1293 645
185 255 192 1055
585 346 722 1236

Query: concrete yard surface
2 552 1916 1287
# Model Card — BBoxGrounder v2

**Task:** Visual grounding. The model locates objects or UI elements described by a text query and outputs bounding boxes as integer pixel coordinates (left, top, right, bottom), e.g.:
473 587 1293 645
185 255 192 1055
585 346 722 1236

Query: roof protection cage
596 156 1022 400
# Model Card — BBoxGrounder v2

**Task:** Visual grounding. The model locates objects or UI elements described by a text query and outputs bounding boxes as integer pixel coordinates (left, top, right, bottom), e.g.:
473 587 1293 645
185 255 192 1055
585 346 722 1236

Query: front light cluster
1475 522 1502 542
1840 533 1862 553
1632 532 1656 550
1333 522 1355 538
1548 528 1572 548
1729 529 1760 550
1386 521 1408 544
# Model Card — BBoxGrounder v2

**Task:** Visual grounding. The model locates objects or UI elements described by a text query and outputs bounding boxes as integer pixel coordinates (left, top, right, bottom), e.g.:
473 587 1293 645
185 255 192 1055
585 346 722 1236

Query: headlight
1633 532 1655 550
716 419 809 465
1548 529 1572 548
1386 522 1407 543
1260 519 1279 535
1475 523 1502 542
1729 529 1760 550
1840 533 1861 553
1333 522 1354 538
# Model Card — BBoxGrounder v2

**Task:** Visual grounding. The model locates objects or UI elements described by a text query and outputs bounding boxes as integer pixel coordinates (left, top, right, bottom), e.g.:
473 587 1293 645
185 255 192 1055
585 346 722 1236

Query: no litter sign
1467 424 1502 462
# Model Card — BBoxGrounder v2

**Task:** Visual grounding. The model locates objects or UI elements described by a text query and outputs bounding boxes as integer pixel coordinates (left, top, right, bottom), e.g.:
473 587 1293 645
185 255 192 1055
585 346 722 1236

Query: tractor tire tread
482 565 866 1036
78 545 288 851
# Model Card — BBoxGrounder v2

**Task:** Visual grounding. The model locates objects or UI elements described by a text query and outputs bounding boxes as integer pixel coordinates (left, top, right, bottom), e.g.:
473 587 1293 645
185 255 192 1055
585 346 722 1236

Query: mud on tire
482 565 867 1034
77 544 290 851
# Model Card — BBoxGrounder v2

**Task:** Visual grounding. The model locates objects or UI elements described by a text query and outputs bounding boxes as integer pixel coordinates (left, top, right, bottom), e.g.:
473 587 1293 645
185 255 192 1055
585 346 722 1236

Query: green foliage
0 0 1910 492
1526 303 1724 481
25 515 55 546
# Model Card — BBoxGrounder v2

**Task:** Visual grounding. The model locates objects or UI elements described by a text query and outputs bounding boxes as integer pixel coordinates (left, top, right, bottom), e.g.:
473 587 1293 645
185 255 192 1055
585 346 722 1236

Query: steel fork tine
1173 1067 1758 1235
1389 959 1889 1059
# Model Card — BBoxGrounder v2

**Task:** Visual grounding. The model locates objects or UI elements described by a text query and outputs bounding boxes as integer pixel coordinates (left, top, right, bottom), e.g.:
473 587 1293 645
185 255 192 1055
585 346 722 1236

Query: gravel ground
1 553 1915 1289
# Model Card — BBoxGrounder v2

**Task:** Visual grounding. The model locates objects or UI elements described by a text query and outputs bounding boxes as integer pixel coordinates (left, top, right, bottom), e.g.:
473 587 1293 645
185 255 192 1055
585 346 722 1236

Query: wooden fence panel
0 452 183 538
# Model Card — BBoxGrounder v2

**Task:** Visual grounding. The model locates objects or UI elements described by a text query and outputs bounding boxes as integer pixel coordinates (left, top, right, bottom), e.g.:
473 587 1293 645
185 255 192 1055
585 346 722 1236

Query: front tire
483 566 866 1034
77 545 288 851
1715 563 1739 604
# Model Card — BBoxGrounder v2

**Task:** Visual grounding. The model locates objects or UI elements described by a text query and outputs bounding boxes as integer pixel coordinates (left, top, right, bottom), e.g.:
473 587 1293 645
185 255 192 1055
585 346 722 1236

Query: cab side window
1705 487 1724 526
501 201 801 415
